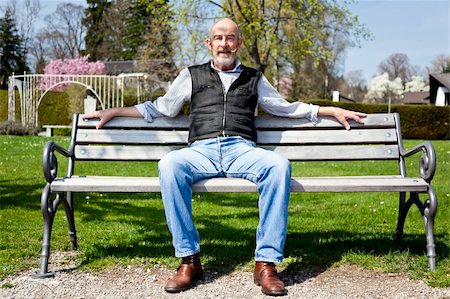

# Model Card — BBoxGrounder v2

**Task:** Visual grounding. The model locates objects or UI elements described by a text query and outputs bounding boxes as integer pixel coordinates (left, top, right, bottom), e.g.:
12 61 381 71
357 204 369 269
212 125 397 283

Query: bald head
209 18 241 39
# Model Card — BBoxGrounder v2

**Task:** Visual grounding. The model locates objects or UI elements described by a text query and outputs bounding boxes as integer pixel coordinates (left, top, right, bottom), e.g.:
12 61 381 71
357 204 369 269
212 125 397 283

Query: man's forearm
106 107 143 118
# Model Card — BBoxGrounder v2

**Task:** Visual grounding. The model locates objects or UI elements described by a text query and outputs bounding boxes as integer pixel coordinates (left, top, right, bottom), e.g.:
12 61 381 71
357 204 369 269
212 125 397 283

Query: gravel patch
1 252 449 299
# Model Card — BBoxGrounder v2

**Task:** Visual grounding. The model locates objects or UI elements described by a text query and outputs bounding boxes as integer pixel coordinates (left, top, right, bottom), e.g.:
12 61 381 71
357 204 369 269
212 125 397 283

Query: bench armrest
42 141 72 183
400 141 436 183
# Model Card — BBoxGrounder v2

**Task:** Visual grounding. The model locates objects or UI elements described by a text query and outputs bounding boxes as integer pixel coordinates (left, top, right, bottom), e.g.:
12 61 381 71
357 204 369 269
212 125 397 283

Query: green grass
0 136 449 287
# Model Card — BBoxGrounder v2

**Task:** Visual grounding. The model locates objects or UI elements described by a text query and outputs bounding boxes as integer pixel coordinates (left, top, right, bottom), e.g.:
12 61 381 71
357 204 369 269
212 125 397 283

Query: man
84 18 365 296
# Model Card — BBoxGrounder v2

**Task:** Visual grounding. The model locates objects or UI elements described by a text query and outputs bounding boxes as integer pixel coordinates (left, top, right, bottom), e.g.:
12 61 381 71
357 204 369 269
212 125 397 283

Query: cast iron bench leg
394 190 437 271
424 187 437 271
33 184 57 278
61 192 77 250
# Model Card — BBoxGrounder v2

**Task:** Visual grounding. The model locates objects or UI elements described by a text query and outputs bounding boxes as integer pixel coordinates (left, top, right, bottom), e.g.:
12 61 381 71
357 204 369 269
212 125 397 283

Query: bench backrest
70 113 403 163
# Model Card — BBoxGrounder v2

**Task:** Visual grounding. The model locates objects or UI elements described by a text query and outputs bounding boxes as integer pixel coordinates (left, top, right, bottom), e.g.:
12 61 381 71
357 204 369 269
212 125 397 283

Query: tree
39 3 86 59
94 0 130 61
82 0 176 65
365 73 403 104
172 1 221 67
2 0 41 71
343 69 366 100
378 53 412 83
0 7 29 89
428 54 450 74
28 30 47 73
135 0 177 81
39 55 106 91
199 0 370 99
404 76 429 93
82 0 112 61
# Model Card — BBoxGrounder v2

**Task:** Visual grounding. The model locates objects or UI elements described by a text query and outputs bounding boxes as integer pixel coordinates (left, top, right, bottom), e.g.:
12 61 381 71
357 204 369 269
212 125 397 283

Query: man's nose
218 37 227 47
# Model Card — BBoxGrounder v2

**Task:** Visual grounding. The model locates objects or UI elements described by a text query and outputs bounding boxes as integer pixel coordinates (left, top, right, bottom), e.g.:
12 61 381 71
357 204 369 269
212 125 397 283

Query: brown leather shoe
253 261 287 296
164 253 203 293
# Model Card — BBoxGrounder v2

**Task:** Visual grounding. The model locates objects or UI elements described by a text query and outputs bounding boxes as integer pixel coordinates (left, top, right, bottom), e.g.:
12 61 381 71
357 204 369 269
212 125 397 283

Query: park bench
42 125 72 137
35 112 438 278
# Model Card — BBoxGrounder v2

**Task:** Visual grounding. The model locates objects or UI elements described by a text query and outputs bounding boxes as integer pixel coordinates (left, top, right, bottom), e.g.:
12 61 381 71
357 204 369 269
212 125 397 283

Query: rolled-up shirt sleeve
257 74 319 124
134 68 192 122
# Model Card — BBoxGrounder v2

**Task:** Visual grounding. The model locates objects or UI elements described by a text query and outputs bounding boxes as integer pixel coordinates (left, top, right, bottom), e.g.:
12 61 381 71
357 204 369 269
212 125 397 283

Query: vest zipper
222 88 227 136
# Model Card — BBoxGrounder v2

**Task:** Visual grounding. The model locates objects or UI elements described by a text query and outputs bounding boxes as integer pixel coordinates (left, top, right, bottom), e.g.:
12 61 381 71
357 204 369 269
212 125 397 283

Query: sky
344 0 450 82
4 0 450 83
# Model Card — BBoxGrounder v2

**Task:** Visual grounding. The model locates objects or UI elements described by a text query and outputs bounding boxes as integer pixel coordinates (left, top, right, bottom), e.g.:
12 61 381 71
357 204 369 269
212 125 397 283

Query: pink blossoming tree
39 56 106 91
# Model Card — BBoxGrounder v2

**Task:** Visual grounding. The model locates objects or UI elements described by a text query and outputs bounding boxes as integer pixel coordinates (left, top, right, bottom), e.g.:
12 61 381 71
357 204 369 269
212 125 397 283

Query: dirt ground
1 251 449 299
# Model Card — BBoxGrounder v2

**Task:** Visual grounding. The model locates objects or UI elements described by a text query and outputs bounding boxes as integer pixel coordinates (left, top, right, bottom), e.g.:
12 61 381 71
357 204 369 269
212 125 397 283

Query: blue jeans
158 136 291 263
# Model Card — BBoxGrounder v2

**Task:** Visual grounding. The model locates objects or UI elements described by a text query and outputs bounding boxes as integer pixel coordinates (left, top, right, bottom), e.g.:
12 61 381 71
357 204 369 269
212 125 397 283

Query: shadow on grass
0 179 44 210
47 192 449 288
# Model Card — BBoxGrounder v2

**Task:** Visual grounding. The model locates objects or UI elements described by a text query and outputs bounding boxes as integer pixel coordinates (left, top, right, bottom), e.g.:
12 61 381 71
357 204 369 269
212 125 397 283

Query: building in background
429 73 450 106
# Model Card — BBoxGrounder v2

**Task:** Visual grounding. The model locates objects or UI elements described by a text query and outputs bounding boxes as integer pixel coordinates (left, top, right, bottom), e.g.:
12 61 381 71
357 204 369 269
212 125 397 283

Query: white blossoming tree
365 73 403 103
404 76 429 92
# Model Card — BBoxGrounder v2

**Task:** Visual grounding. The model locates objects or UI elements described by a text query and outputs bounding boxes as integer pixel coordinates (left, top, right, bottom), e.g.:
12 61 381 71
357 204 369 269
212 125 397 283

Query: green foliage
443 61 450 73
215 0 371 99
82 0 112 61
0 89 7 121
0 121 39 135
308 100 450 140
0 8 29 89
0 136 448 286
37 90 72 125
135 0 177 81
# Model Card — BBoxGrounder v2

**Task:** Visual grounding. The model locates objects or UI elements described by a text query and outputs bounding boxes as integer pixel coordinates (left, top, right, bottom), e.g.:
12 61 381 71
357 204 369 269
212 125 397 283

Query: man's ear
237 37 243 49
205 38 212 50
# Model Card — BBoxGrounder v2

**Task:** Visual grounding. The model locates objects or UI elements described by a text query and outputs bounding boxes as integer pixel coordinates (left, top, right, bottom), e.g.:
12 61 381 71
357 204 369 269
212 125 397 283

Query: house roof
403 91 430 104
105 61 137 75
430 73 450 89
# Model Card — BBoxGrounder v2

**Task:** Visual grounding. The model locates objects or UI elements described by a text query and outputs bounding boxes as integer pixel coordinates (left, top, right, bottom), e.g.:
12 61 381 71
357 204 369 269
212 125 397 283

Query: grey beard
213 56 235 68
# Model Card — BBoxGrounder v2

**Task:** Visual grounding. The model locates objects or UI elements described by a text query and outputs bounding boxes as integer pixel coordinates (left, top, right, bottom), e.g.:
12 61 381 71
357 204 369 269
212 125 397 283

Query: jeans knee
271 155 291 176
158 152 179 175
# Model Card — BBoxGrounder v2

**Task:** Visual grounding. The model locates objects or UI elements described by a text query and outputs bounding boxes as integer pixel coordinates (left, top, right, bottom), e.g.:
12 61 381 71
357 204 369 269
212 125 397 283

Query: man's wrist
317 106 337 117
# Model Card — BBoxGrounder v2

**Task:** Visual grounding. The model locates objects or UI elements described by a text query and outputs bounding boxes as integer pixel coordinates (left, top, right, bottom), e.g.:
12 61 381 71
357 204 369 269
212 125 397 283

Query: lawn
0 135 449 287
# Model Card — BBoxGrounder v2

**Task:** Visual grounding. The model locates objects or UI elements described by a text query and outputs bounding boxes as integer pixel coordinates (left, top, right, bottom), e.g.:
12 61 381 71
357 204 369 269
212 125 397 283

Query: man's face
206 19 242 71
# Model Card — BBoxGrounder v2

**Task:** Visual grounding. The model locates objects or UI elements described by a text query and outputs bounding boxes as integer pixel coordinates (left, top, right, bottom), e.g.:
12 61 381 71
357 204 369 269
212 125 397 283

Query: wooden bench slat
271 145 400 160
76 128 398 145
78 113 396 130
74 144 400 161
76 129 189 144
257 129 398 144
74 145 181 160
50 175 429 193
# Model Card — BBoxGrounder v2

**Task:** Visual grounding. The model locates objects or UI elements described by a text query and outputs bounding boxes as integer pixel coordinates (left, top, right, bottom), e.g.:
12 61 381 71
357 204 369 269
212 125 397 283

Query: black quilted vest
188 62 261 143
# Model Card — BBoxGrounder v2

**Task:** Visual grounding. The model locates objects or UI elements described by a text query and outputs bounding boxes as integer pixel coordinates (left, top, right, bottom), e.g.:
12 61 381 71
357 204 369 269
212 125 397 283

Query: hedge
308 100 449 140
1 89 449 139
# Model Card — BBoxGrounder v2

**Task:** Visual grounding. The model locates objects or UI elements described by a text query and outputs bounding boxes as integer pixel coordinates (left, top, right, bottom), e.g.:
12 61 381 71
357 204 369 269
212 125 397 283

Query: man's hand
318 106 366 130
83 107 142 129
83 109 117 129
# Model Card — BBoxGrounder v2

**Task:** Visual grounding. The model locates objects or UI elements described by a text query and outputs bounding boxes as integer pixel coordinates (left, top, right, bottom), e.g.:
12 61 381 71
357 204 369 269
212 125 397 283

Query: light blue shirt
135 61 319 123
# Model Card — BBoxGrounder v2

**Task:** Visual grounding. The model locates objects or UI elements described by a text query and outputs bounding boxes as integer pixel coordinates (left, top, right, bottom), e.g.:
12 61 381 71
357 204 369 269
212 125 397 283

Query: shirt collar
210 59 242 73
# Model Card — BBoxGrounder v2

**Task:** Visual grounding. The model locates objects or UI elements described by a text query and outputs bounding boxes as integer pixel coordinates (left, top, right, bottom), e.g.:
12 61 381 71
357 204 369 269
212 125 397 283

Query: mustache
218 49 238 53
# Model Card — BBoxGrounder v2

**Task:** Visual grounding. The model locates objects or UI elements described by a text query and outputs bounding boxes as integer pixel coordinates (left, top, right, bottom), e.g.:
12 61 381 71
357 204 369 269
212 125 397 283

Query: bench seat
50 175 430 193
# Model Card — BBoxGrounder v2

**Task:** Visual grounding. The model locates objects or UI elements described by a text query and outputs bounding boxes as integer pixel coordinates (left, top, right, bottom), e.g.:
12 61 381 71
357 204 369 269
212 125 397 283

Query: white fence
7 73 167 127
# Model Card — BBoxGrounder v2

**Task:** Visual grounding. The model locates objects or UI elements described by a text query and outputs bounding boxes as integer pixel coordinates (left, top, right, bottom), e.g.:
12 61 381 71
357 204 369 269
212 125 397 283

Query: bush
0 89 7 121
0 121 40 136
308 100 450 140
